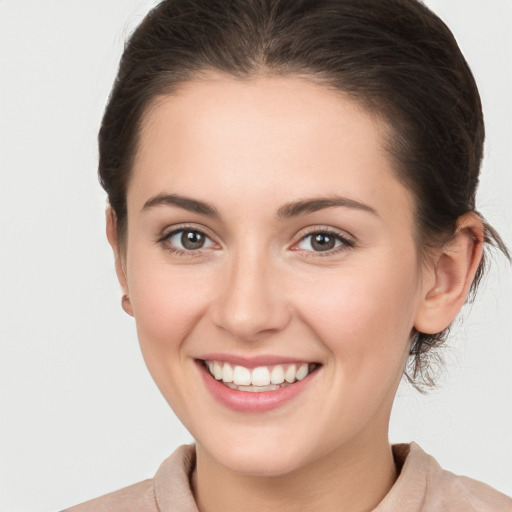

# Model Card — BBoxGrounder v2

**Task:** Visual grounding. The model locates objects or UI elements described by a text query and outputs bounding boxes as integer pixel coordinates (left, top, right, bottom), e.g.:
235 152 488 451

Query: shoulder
61 444 197 512
61 479 156 512
435 475 512 512
423 451 512 512
378 443 512 512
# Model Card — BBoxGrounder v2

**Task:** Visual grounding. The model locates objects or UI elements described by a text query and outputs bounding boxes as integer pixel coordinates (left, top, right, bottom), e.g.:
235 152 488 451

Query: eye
296 230 353 253
163 228 216 252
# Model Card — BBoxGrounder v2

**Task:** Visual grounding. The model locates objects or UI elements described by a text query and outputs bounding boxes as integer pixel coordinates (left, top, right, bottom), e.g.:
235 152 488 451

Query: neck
192 434 397 512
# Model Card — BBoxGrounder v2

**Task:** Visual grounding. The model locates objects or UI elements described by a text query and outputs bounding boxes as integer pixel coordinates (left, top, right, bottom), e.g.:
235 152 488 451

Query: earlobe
414 213 484 334
121 294 133 316
106 207 134 317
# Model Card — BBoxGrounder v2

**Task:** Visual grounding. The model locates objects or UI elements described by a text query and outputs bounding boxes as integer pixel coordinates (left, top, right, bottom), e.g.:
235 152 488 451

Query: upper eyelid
158 223 218 243
293 225 355 243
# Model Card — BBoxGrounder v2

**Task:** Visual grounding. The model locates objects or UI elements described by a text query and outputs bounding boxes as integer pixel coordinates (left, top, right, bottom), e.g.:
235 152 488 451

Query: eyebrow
142 194 219 216
142 193 378 219
276 196 378 219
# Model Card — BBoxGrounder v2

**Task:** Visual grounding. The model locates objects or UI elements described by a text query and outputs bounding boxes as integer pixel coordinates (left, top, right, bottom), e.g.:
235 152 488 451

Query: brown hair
99 0 509 388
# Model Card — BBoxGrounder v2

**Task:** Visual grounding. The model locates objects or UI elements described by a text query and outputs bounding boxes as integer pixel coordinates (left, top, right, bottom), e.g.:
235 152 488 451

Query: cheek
125 262 216 415
126 256 213 357
289 258 421 437
295 256 420 369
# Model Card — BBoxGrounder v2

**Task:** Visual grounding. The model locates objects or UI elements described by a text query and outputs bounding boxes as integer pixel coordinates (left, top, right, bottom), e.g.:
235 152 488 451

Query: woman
55 1 512 510
3 0 508 510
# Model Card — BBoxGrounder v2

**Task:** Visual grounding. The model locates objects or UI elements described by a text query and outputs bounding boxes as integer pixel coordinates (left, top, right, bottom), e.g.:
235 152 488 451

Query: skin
107 74 483 512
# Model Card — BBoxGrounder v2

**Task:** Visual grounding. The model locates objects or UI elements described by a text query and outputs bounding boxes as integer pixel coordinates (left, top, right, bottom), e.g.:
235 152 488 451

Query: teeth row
206 361 311 387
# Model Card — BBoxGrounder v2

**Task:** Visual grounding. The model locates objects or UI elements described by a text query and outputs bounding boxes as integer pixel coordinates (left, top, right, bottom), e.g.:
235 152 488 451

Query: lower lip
197 361 319 413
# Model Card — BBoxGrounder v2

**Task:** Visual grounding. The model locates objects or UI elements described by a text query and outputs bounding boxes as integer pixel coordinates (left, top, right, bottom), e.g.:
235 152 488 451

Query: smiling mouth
202 360 320 392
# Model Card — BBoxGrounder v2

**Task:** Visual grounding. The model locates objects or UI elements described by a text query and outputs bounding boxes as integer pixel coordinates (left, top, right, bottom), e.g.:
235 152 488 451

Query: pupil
312 233 335 251
181 231 204 250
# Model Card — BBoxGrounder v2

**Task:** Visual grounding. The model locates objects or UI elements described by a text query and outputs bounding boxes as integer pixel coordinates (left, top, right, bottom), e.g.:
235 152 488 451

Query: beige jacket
63 443 512 511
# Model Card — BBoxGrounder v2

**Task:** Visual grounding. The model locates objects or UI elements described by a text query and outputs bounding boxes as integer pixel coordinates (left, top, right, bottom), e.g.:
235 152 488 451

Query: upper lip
197 353 319 368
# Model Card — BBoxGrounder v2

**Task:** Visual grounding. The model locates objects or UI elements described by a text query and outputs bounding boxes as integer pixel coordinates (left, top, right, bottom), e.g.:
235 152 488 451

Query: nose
210 248 292 342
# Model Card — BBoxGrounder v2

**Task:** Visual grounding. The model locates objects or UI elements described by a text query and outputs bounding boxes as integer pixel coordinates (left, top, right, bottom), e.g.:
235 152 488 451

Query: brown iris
181 230 206 250
311 233 336 251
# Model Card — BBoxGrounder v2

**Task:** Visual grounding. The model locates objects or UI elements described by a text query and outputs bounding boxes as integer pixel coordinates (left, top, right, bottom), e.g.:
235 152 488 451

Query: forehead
131 74 413 223
139 74 385 161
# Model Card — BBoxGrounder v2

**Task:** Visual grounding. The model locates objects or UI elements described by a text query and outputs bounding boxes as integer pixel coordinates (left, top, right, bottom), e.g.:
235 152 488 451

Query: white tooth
233 365 251 386
251 366 271 386
296 363 309 381
222 362 234 383
253 384 280 392
285 364 297 383
207 361 214 374
213 361 223 380
270 365 285 384
229 382 291 392
236 384 281 392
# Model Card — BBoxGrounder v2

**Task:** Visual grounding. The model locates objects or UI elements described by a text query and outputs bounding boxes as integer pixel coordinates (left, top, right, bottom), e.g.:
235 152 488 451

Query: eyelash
157 225 218 258
157 226 355 257
294 228 355 256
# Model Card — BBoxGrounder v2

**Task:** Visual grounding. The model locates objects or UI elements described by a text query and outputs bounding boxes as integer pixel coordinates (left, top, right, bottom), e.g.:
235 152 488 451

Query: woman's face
117 75 430 476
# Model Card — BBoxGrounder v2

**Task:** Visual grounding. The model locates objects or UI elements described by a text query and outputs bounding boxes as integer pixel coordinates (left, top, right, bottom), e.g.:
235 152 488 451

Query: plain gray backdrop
0 1 511 510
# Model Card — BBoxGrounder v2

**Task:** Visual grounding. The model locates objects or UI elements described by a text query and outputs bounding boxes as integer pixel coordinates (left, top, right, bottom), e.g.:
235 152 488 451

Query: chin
196 427 319 477
217 447 306 477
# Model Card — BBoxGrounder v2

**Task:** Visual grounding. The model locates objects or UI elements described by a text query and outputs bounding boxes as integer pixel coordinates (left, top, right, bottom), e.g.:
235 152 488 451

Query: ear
414 212 484 334
106 207 134 317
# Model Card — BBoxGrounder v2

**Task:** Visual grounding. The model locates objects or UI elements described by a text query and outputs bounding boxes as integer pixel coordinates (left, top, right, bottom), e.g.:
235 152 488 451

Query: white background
0 1 510 510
